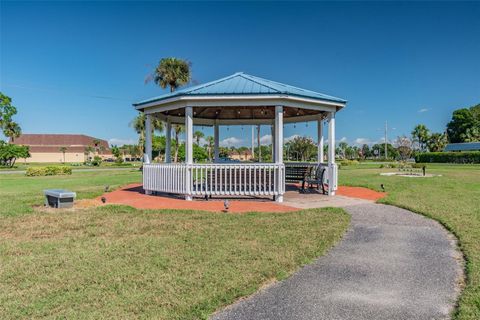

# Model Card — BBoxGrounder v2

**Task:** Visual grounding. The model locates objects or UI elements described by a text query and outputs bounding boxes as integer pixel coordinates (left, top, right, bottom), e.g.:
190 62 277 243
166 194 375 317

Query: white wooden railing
143 163 285 198
143 162 337 199
143 163 188 194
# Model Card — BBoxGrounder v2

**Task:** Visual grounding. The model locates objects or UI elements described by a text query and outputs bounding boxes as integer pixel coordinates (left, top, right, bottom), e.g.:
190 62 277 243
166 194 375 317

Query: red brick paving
98 184 385 213
99 184 298 213
337 186 386 201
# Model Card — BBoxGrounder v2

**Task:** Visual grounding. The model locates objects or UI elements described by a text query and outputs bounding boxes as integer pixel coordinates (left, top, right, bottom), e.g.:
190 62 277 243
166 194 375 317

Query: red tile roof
12 134 111 154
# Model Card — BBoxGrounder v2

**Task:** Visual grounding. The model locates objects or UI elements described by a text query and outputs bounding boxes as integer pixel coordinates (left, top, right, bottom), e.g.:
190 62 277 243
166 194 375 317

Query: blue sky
1 1 479 147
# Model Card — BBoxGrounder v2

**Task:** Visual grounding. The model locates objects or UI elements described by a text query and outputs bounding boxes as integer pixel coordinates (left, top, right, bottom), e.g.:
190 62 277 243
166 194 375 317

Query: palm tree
205 136 214 161
130 113 164 155
427 132 448 152
153 58 191 92
3 121 21 143
338 142 348 159
59 146 67 163
193 130 204 145
84 146 94 161
411 124 430 152
150 57 191 162
173 124 184 162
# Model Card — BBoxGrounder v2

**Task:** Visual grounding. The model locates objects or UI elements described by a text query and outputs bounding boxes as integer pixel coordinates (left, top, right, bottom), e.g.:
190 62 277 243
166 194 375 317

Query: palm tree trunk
174 133 179 162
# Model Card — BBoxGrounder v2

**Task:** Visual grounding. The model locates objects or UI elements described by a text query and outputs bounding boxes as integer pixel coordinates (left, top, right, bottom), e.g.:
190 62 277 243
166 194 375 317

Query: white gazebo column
327 112 336 196
271 122 275 162
165 118 172 163
185 107 193 200
214 121 220 162
317 117 324 163
274 106 284 202
144 113 152 164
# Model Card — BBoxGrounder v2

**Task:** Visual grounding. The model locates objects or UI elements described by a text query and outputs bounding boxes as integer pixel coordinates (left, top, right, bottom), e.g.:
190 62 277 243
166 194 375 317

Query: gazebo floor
93 184 385 213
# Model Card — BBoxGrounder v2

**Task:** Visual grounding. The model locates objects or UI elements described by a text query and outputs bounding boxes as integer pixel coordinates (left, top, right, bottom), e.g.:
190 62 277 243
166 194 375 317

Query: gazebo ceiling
164 106 325 121
133 72 347 125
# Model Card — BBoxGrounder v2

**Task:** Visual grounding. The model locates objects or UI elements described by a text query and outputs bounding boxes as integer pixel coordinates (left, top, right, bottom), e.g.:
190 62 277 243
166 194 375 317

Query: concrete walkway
212 201 462 320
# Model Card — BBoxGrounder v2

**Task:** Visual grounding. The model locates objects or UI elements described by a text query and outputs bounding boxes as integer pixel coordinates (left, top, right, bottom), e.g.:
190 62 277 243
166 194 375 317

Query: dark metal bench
304 165 327 194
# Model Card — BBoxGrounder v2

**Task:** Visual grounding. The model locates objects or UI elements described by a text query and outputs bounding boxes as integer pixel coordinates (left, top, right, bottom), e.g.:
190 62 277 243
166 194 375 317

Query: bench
304 166 327 194
285 164 327 194
285 164 317 191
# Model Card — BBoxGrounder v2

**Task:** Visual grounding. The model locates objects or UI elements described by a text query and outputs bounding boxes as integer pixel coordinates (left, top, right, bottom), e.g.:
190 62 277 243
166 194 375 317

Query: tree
411 124 430 151
111 145 124 163
395 136 413 160
372 143 398 159
0 93 22 142
205 136 214 161
173 124 184 162
287 136 316 162
0 141 30 167
153 58 191 92
130 113 164 155
92 139 101 155
446 107 480 143
193 130 204 145
360 144 371 159
427 132 448 152
150 57 191 162
59 146 67 163
3 121 21 142
84 146 94 161
338 142 348 159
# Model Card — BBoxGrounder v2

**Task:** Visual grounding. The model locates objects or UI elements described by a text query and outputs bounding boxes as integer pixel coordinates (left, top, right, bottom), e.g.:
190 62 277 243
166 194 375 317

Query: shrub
339 159 359 166
26 166 72 176
91 156 102 166
415 152 480 164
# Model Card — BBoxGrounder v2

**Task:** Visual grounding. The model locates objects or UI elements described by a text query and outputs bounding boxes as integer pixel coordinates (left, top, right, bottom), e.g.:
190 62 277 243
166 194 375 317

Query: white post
271 123 275 162
328 112 336 196
214 121 220 163
165 119 171 163
251 126 255 160
144 113 152 164
185 107 193 200
275 106 284 202
317 117 324 163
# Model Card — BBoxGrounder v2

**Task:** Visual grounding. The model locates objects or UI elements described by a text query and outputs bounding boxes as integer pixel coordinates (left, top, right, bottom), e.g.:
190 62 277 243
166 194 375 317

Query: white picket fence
143 162 337 199
143 163 285 198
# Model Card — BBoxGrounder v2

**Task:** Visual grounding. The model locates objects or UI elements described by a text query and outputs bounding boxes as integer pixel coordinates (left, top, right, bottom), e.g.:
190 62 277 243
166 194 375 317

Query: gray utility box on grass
44 189 76 208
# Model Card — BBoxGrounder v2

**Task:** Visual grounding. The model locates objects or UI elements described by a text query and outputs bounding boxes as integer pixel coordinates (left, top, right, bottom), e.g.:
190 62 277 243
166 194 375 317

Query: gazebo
133 72 346 202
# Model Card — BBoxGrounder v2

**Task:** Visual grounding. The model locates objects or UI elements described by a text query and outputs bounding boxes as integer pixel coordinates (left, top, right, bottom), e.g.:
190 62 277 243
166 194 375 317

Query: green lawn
0 161 142 171
340 163 480 320
0 171 349 319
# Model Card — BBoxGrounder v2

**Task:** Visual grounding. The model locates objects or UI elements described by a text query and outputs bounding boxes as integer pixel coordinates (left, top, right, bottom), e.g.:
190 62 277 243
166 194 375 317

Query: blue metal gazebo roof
134 72 347 107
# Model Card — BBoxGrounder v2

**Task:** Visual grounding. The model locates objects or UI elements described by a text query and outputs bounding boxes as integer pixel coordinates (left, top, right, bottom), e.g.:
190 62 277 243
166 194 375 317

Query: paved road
212 203 462 320
0 167 136 175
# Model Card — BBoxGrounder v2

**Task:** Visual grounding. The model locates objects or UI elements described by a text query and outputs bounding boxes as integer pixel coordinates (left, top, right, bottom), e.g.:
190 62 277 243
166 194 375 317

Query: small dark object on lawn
224 199 230 211
381 184 385 192
422 166 426 176
104 185 110 192
101 197 106 203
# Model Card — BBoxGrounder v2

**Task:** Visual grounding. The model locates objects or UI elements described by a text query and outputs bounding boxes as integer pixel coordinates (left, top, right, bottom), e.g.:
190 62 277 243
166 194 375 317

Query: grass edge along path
339 165 480 320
